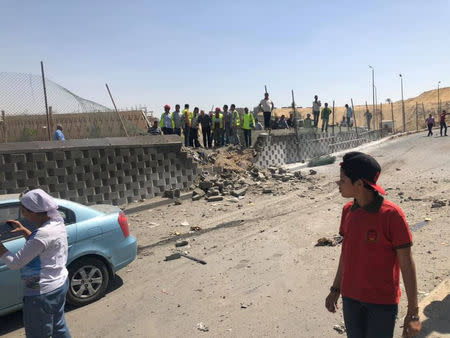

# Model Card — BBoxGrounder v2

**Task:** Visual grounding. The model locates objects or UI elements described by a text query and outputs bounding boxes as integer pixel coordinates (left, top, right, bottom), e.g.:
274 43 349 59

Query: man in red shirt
325 152 421 338
440 110 448 136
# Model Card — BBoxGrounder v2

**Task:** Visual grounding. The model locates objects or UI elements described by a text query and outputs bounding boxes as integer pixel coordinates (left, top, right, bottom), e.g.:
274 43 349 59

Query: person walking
345 104 353 131
212 107 224 148
321 103 332 132
425 114 435 137
242 107 255 148
259 92 274 130
171 104 182 136
364 108 372 131
159 104 174 135
0 189 72 337
312 95 321 128
230 104 241 145
198 109 212 148
189 107 201 148
182 104 191 147
440 110 448 136
53 124 65 141
325 152 421 338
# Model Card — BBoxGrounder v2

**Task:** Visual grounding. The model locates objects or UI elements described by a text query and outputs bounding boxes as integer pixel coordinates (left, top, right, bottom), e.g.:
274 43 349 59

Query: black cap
340 152 385 195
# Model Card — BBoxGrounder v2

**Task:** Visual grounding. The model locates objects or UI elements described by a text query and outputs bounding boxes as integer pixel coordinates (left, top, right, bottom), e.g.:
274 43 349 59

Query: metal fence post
40 61 51 141
1 110 6 143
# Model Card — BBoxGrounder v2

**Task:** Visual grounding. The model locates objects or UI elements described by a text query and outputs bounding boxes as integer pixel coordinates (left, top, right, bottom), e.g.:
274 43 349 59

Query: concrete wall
255 129 387 167
0 135 197 206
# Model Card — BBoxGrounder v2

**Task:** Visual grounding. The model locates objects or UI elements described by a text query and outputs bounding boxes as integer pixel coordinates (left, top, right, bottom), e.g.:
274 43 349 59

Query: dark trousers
173 128 181 136
427 124 433 136
189 128 200 147
313 111 319 127
343 296 397 338
202 127 211 148
440 121 448 136
263 111 271 129
347 117 351 130
162 127 173 135
183 124 190 147
366 118 371 130
213 129 223 147
243 129 251 147
321 118 329 132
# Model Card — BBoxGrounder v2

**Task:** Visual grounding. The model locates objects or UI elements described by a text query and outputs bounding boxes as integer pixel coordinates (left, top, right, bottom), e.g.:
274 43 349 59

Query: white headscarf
20 189 63 222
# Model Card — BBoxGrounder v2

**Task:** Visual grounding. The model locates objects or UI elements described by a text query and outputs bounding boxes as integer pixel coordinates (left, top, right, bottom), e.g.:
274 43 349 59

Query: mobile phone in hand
0 222 14 236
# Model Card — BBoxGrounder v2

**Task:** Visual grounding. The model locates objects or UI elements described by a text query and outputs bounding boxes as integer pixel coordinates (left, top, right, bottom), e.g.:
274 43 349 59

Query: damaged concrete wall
255 129 386 167
0 135 197 206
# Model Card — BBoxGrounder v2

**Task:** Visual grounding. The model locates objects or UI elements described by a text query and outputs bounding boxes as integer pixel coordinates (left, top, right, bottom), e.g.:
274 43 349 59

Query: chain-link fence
0 72 148 142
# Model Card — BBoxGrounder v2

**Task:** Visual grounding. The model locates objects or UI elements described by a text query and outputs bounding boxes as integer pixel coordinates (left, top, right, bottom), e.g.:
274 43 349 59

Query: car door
0 202 77 314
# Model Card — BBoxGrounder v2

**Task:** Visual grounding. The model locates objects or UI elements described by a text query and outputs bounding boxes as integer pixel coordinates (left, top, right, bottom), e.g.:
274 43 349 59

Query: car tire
67 257 110 306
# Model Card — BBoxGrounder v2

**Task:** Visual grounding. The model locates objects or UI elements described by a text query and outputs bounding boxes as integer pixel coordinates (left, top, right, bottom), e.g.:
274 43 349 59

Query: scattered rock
174 199 182 205
262 188 272 194
333 324 346 334
175 240 189 247
199 180 213 191
228 197 240 203
309 169 317 175
196 322 209 332
206 195 223 202
315 236 343 247
231 187 247 197
431 200 446 208
192 194 202 201
190 226 202 232
192 188 206 197
207 189 220 197
180 219 190 227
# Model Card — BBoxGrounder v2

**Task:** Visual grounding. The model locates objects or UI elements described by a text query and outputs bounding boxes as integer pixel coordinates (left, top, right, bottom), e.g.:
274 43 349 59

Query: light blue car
0 195 137 316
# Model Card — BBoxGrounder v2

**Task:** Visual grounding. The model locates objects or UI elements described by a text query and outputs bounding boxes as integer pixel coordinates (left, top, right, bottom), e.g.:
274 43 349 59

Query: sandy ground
1 131 449 337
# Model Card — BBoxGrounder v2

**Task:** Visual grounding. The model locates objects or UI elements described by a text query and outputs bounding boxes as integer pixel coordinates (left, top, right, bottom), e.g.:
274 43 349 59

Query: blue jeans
343 296 397 338
23 278 71 338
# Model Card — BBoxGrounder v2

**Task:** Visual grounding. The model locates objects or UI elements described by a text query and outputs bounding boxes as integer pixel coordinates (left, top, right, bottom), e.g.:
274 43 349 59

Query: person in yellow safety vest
242 107 256 148
230 104 241 145
181 104 191 147
212 107 224 148
159 104 174 135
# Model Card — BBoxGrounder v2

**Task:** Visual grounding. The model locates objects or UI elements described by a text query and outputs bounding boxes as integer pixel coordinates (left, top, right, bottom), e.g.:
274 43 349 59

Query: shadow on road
418 294 450 337
0 275 124 336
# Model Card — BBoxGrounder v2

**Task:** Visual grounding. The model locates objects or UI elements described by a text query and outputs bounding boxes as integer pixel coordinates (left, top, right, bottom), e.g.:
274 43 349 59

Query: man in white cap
0 189 71 337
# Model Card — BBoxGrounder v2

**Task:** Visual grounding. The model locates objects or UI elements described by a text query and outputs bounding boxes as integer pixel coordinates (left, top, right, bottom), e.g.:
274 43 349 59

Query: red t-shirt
339 197 412 304
440 113 447 123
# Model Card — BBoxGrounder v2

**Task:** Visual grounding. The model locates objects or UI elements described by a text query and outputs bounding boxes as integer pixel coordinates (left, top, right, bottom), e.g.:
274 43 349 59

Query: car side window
0 203 76 243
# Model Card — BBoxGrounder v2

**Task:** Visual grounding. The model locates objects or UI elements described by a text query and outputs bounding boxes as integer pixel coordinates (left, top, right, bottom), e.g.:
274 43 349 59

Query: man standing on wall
345 104 353 131
312 95 321 128
171 104 182 136
259 92 274 130
182 104 191 147
212 107 224 148
198 109 212 148
230 104 241 145
159 104 173 135
321 102 332 132
223 105 232 145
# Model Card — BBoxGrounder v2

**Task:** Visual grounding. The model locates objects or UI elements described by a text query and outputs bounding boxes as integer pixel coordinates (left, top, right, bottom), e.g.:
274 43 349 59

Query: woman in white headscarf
0 189 71 338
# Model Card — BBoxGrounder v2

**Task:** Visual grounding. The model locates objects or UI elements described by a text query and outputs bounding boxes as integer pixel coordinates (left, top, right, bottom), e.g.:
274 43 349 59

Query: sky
1 0 449 114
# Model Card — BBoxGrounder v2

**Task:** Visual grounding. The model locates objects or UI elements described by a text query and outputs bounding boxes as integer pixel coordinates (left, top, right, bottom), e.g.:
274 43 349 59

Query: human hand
402 315 421 337
325 291 340 313
5 220 26 234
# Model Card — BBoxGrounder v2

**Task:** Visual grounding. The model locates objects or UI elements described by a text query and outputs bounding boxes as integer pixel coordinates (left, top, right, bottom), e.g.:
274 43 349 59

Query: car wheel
67 257 110 306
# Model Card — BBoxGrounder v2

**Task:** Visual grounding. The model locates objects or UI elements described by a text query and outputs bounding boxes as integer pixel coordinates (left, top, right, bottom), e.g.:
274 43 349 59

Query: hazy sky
1 0 449 114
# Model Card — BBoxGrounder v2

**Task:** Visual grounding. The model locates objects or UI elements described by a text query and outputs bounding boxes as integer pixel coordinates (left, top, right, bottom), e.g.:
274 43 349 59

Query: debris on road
164 189 181 199
315 236 343 247
333 324 346 334
190 226 202 232
196 322 209 332
308 155 336 167
431 200 446 208
175 240 189 247
165 252 207 265
309 169 317 175
180 219 190 227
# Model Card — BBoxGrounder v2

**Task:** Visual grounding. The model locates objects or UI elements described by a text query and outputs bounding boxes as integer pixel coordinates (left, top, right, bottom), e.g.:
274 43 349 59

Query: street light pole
399 74 405 132
438 81 441 114
369 65 375 130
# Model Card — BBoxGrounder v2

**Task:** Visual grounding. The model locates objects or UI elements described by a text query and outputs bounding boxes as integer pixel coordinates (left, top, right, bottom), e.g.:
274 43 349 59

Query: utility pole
399 74 405 132
438 81 441 114
391 102 395 133
369 65 376 131
40 61 51 140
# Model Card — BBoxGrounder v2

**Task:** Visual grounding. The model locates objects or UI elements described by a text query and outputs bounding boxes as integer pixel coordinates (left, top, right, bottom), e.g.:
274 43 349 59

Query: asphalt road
1 131 449 337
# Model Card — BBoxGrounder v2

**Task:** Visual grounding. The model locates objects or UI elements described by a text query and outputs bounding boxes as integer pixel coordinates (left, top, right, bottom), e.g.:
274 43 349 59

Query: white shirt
260 99 273 112
312 100 321 112
1 220 68 296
